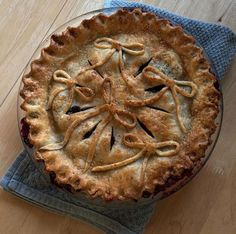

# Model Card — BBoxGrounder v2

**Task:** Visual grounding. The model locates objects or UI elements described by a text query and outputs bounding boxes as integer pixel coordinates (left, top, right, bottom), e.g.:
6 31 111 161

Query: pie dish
20 8 220 201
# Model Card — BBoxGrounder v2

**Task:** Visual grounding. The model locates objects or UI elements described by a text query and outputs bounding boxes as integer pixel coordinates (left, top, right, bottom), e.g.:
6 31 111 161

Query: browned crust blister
20 8 220 201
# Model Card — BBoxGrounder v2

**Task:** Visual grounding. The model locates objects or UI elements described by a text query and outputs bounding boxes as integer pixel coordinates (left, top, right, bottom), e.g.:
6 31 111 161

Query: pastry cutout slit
88 60 104 79
66 105 81 114
145 85 166 93
66 106 95 115
80 106 95 111
137 119 154 138
75 84 83 87
83 121 100 139
146 105 169 113
110 127 115 150
135 58 152 76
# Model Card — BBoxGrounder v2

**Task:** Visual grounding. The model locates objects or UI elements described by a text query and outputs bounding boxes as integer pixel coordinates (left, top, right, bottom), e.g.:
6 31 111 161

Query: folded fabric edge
0 151 155 233
1 177 136 234
0 150 27 188
0 150 137 234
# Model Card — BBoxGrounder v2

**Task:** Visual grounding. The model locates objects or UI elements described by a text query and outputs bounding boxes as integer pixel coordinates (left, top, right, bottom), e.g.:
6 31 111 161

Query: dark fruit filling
20 118 33 148
66 105 81 114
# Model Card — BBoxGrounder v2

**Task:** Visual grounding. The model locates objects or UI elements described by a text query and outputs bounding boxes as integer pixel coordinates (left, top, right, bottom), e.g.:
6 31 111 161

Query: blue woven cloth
1 1 236 233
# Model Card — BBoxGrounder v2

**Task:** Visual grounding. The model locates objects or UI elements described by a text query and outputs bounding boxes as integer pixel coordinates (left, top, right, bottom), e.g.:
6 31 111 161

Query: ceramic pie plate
17 7 223 207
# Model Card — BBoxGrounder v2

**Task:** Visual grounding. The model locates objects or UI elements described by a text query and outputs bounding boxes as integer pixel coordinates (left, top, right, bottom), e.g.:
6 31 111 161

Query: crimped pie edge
20 8 220 201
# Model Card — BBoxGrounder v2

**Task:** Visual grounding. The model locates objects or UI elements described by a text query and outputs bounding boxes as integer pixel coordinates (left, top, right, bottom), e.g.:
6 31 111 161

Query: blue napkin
1 150 154 234
1 1 236 234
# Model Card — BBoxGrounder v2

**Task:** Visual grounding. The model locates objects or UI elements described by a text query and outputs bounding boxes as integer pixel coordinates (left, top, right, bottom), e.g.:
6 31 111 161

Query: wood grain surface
0 0 235 233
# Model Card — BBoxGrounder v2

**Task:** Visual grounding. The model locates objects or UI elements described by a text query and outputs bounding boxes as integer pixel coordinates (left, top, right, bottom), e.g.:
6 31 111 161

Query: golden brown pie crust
20 9 220 201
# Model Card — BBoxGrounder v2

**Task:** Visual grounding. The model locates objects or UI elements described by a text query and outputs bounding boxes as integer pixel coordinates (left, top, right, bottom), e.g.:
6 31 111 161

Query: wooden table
0 0 235 233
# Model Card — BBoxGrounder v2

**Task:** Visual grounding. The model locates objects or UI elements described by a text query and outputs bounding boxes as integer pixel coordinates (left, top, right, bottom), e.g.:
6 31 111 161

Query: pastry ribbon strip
40 37 193 174
41 73 136 171
79 37 145 91
126 65 198 132
47 70 95 112
92 133 180 184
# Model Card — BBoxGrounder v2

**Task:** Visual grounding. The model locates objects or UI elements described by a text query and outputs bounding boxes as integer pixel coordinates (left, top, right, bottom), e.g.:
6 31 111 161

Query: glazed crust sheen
20 9 220 201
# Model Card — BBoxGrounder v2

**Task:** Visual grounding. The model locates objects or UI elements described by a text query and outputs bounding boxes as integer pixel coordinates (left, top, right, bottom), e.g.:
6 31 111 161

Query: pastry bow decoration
79 37 145 91
41 74 137 171
92 133 180 170
47 70 95 112
126 66 198 132
40 36 198 175
92 133 180 186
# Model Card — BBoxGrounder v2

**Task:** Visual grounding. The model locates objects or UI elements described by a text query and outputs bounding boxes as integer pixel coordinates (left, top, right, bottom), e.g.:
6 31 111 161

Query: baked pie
21 9 220 201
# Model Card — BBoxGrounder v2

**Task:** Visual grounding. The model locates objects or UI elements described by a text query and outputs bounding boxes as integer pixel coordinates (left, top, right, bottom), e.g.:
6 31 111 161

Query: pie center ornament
21 9 220 201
